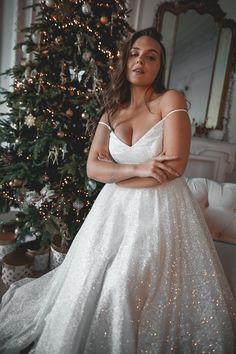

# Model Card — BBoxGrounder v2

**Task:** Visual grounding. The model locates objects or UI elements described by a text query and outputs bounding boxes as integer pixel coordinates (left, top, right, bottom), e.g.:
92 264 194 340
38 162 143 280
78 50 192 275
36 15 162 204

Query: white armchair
185 177 236 297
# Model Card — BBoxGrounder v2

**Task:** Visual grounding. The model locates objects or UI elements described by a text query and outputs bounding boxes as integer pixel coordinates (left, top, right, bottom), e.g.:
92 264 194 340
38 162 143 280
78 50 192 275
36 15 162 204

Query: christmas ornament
32 31 41 45
48 145 60 164
69 66 78 81
15 227 20 235
55 36 63 45
78 70 85 82
100 16 109 25
45 0 55 7
81 112 89 119
81 3 92 15
69 66 85 83
82 50 92 62
43 174 50 182
21 44 29 54
75 33 83 54
17 149 23 157
9 178 23 188
60 144 68 159
57 130 65 138
25 186 55 208
30 69 37 78
65 108 74 118
25 113 36 128
86 179 96 191
73 199 84 210
10 122 17 129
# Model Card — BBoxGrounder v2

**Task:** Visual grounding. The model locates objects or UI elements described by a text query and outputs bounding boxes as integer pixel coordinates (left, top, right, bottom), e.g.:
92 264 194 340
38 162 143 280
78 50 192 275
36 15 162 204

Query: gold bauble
9 178 23 188
57 131 65 138
100 16 109 25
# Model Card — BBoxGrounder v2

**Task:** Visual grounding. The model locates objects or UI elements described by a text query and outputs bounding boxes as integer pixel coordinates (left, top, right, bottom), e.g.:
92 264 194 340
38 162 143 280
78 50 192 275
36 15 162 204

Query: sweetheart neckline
110 118 164 148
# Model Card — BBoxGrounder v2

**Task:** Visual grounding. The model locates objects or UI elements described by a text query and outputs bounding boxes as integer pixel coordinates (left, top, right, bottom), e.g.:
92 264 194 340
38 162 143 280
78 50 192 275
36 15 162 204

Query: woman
0 28 235 354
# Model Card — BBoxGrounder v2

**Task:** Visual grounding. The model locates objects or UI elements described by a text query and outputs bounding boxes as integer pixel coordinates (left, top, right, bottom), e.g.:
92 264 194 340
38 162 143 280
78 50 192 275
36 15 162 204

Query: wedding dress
0 109 235 354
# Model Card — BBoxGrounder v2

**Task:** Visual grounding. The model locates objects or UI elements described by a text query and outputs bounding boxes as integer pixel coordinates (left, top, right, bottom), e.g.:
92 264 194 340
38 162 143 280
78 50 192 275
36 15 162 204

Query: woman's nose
136 56 143 64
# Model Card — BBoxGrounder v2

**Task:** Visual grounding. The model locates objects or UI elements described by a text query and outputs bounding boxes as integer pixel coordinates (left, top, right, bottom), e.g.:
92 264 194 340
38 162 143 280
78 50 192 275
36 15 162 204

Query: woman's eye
146 55 156 61
130 52 138 57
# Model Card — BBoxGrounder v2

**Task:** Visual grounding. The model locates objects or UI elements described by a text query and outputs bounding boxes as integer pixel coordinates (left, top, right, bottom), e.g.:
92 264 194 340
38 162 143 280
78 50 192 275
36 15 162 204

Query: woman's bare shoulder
99 112 109 123
161 89 187 106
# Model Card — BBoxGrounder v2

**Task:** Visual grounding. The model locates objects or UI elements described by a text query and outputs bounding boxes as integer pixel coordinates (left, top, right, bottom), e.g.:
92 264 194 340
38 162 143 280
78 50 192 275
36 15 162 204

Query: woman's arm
117 177 160 188
86 114 138 183
98 152 179 188
159 90 191 179
87 115 179 184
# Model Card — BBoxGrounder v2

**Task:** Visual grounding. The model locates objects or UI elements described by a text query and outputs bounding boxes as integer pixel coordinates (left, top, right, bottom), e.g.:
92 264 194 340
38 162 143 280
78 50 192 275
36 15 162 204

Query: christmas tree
0 0 131 249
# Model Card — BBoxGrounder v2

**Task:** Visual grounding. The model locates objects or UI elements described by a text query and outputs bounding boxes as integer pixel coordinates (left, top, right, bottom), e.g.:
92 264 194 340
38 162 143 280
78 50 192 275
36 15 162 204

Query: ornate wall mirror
154 0 236 130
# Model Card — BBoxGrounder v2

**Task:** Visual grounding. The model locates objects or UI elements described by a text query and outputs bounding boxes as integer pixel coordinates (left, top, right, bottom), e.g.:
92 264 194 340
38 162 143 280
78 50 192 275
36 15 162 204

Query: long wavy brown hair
103 27 166 118
89 27 167 137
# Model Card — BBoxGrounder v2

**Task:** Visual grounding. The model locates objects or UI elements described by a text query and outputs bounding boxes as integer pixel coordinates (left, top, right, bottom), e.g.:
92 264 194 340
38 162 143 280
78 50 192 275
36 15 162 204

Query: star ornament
25 113 36 128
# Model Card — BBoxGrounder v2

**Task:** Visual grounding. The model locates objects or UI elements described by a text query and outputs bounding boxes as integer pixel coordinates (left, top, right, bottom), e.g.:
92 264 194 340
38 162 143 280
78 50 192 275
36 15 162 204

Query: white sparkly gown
0 110 236 354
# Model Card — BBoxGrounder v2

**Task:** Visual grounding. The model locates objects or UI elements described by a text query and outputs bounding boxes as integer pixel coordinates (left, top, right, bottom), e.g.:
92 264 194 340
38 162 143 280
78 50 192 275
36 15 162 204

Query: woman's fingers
98 153 112 162
157 163 179 177
154 171 167 183
155 155 178 162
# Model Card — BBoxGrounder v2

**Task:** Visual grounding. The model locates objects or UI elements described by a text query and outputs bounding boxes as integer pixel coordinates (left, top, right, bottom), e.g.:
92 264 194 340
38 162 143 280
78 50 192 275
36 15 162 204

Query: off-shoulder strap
162 109 188 121
98 121 112 132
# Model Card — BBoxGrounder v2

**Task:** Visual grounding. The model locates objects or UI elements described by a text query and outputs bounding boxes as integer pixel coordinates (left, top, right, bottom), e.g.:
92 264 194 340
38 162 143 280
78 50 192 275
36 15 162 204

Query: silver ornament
82 3 92 15
73 200 84 210
15 227 20 235
21 44 28 54
86 179 96 191
30 69 37 78
32 31 41 44
45 0 55 7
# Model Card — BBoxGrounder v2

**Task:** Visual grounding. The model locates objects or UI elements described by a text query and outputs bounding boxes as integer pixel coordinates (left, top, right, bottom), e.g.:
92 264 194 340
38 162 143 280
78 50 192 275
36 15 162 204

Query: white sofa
186 177 236 296
186 177 236 244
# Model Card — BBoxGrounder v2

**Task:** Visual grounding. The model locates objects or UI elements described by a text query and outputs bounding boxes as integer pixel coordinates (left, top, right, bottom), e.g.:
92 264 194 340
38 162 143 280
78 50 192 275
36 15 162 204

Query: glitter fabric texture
0 114 236 354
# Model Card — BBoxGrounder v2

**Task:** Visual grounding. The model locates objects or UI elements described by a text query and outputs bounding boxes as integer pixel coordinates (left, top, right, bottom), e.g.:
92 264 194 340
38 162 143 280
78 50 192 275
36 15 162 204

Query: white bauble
45 0 55 7
82 3 92 15
32 31 41 44
22 44 28 54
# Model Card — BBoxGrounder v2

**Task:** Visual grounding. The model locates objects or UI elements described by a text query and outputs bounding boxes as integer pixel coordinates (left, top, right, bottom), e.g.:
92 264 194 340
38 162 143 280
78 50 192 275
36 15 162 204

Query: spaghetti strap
98 121 112 132
162 109 188 121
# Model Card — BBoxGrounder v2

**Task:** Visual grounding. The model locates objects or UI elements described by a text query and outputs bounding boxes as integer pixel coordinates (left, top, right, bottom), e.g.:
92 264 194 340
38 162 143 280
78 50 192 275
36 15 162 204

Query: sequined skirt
0 178 235 353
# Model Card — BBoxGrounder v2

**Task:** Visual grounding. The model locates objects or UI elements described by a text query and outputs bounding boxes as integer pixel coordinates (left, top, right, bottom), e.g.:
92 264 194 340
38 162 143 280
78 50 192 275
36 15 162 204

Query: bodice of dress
109 120 164 164
99 108 188 164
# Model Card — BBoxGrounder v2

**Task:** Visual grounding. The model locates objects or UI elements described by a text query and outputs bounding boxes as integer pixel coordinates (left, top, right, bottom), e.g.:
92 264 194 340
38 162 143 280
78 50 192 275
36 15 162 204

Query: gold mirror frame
154 0 236 129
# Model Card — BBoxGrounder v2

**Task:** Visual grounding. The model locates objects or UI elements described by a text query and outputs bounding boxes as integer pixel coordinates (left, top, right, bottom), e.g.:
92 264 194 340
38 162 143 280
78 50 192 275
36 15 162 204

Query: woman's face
126 35 162 88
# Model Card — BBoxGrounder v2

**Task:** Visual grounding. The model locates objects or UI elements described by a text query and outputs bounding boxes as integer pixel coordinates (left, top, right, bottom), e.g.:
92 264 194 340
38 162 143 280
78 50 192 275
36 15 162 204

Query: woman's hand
135 152 179 183
97 151 113 163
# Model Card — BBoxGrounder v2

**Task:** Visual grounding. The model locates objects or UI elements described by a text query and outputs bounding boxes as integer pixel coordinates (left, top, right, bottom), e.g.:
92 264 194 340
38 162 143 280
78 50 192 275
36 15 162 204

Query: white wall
0 0 35 114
